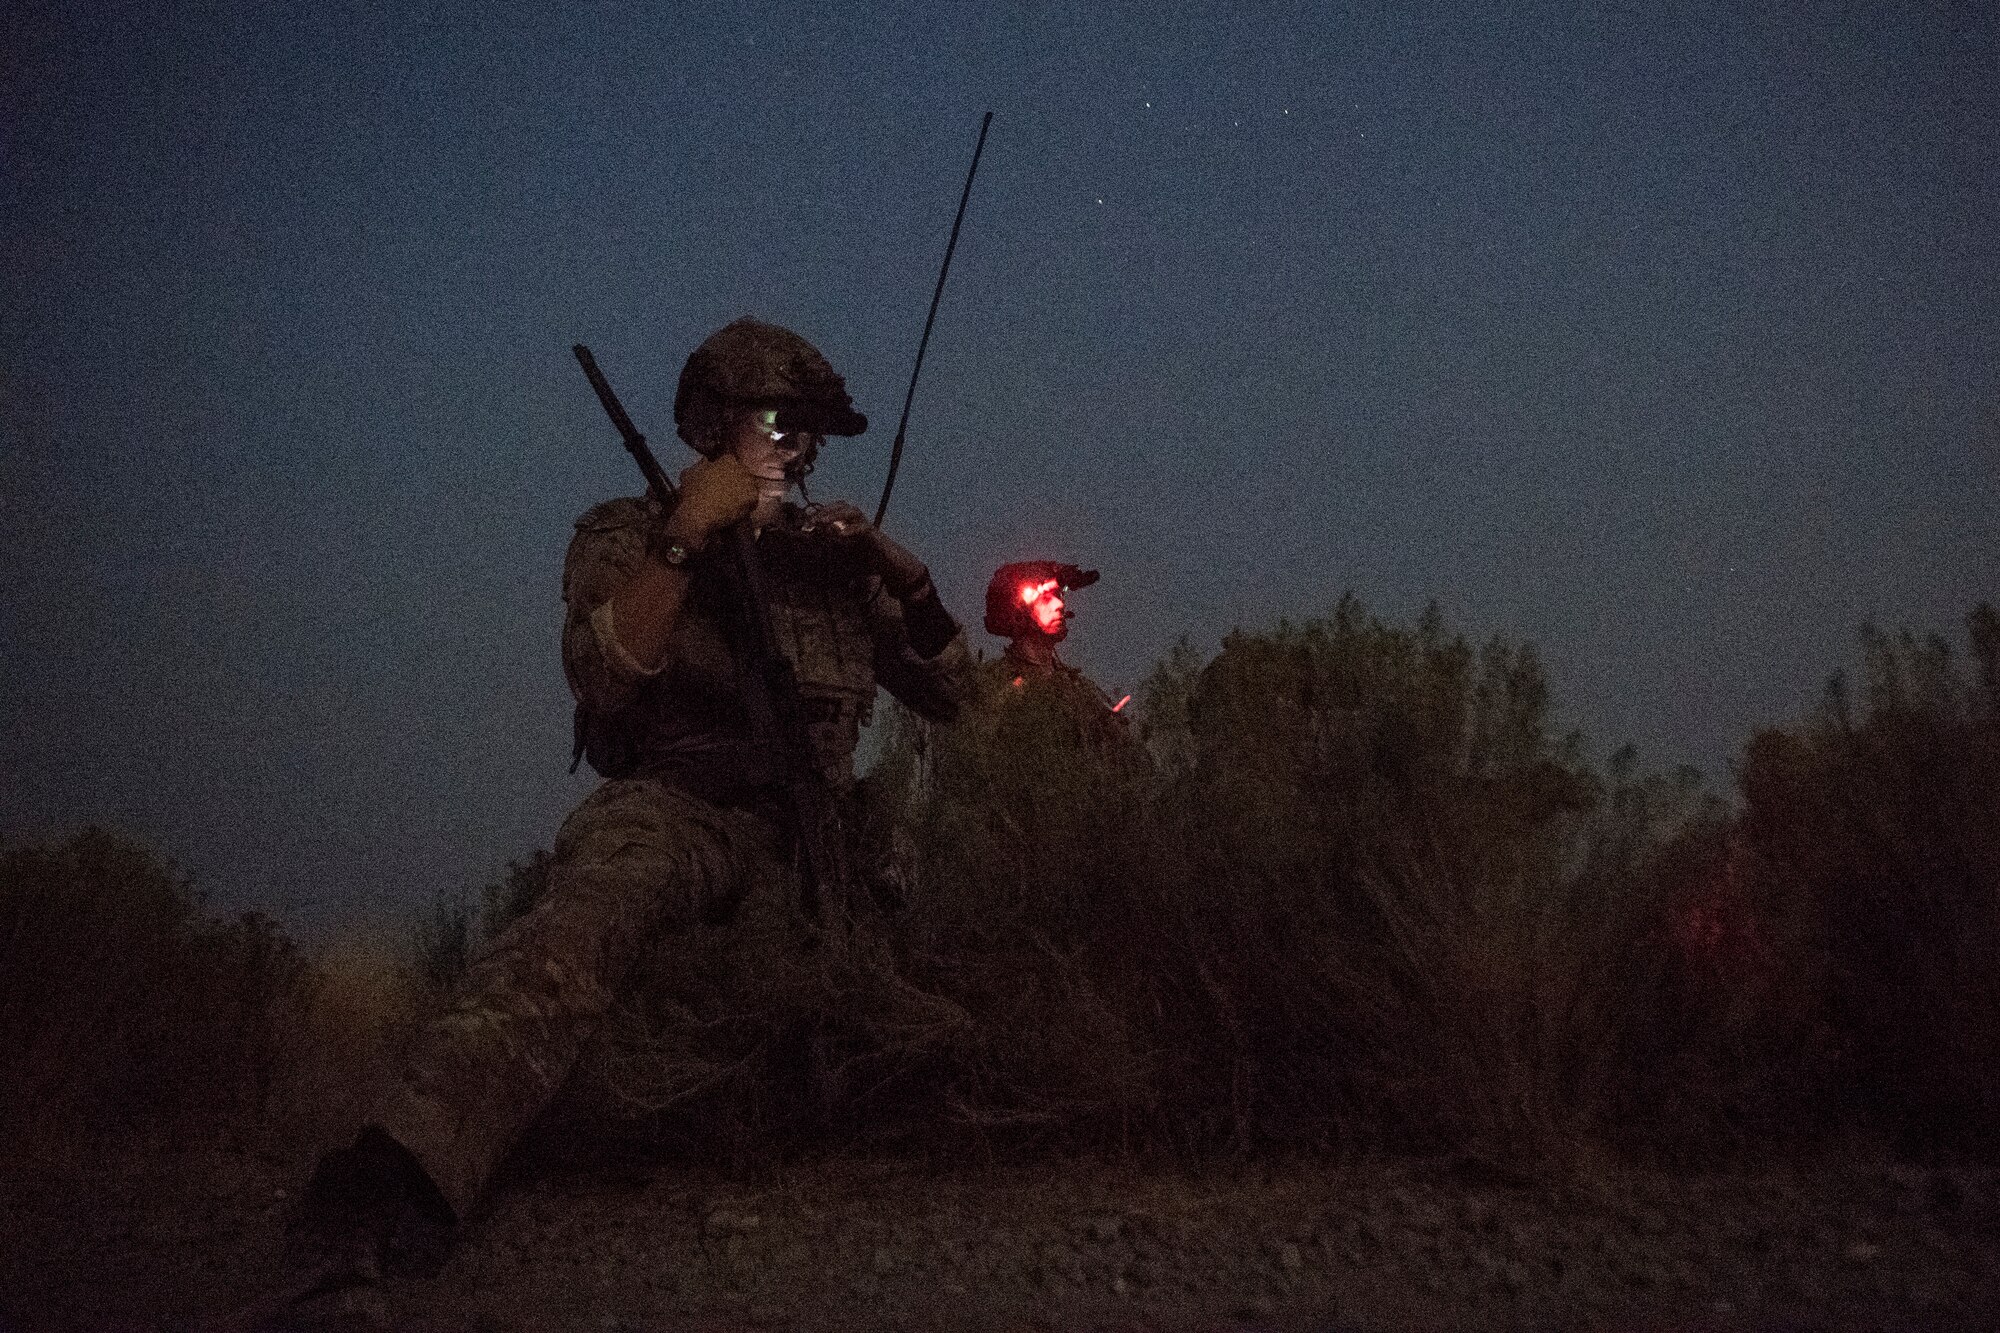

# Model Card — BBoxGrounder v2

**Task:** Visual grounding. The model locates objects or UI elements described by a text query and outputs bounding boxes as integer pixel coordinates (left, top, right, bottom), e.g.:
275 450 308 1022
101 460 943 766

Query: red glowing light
1010 676 1025 688
1111 695 1130 712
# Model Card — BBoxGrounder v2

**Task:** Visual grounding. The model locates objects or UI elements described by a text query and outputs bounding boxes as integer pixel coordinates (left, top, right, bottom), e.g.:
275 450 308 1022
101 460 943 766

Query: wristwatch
648 528 700 568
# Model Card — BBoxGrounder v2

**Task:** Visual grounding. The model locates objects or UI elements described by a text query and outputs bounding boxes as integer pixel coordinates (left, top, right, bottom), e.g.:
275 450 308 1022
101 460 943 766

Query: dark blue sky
5 0 1995 939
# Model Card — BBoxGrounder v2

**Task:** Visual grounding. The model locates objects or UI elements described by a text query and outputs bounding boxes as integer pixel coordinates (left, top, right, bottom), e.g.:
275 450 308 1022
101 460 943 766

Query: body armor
570 498 897 800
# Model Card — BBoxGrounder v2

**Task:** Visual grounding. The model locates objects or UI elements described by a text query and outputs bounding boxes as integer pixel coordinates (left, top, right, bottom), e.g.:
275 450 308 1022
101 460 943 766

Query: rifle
571 343 859 947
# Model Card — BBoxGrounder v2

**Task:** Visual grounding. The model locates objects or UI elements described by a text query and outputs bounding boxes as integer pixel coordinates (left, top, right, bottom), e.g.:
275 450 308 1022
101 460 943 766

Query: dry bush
23 605 1985 1180
258 599 1998 1175
1731 605 2000 1153
859 596 1854 1168
541 598 1722 1171
1126 601 1672 1163
0 827 302 1161
409 851 556 994
862 653 1170 1151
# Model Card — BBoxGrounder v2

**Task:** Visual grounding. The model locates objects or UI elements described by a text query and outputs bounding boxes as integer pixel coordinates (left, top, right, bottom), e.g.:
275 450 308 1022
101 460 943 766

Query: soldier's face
1022 579 1068 637
727 408 816 487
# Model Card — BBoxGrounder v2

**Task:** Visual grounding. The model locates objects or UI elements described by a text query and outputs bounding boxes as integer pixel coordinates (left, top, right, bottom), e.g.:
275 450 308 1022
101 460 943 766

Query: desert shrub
413 888 477 993
871 597 1809 1164
1133 598 1665 1159
1731 605 2000 1151
447 600 2000 1172
410 850 556 994
539 597 1727 1171
0 827 304 1148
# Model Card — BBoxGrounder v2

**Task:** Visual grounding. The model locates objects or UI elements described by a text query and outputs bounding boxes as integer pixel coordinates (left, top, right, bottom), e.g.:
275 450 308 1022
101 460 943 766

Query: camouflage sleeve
561 495 666 713
869 582 975 723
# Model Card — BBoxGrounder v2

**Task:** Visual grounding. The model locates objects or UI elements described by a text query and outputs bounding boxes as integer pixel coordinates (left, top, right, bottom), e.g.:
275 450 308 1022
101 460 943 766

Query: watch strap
647 527 700 568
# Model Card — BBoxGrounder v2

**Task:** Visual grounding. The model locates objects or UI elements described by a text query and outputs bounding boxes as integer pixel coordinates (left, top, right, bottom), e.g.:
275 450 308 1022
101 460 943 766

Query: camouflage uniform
367 340 971 1225
996 642 1122 714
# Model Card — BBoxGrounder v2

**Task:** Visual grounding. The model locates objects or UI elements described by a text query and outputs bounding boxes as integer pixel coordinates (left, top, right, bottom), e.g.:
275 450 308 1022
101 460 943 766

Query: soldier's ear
679 393 753 459
692 409 747 459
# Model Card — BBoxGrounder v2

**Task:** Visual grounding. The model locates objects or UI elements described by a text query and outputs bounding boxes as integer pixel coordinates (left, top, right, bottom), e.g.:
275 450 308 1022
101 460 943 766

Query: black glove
901 582 959 659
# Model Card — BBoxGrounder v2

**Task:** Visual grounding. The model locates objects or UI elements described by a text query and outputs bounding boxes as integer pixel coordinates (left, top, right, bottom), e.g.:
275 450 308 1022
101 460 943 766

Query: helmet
984 561 1099 641
673 317 868 454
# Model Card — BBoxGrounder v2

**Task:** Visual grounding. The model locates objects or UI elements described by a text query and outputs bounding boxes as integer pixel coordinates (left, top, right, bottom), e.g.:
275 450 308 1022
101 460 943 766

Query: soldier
983 560 1130 734
281 317 973 1288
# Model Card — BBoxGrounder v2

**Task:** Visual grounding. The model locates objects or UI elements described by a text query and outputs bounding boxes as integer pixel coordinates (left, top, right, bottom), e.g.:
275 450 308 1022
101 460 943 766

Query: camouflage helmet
984 561 1099 640
673 317 868 454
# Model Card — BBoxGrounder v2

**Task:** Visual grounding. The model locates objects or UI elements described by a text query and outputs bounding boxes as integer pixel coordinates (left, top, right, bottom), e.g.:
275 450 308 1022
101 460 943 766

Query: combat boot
283 1124 458 1281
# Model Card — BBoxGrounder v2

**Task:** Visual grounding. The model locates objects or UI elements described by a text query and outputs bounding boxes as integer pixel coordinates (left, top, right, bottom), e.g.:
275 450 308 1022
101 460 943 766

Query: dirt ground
2 1132 1996 1333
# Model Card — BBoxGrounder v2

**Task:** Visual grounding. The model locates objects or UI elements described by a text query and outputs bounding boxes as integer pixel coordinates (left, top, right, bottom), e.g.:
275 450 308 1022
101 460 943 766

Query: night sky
5 1 1995 940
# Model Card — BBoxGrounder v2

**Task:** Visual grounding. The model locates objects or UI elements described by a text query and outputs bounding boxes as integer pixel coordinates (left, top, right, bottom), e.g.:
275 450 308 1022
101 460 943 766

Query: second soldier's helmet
985 561 1099 641
673 317 868 455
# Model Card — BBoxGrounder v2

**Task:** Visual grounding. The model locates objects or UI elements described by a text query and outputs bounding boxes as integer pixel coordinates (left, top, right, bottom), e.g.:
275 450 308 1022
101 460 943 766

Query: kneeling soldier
283 317 972 1288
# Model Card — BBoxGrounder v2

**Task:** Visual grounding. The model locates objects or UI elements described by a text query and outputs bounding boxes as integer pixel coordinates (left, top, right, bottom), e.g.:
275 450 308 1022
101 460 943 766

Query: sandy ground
1 1133 1996 1332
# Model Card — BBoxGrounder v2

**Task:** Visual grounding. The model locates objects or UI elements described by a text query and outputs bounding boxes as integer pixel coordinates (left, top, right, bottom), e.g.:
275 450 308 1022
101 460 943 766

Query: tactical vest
571 517 880 800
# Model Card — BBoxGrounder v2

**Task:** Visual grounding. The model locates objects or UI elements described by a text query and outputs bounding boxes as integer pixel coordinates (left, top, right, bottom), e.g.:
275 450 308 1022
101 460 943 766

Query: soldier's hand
667 454 760 546
804 501 931 599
